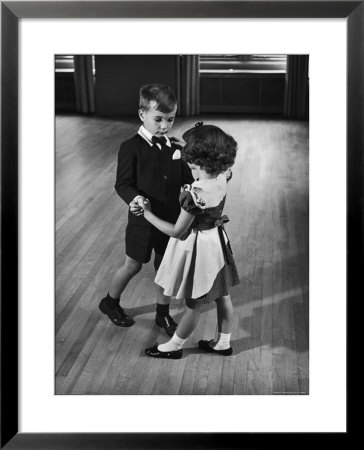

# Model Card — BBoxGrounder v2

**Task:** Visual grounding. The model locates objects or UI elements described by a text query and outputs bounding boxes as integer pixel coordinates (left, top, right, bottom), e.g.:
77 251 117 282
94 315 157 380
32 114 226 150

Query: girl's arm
142 204 195 239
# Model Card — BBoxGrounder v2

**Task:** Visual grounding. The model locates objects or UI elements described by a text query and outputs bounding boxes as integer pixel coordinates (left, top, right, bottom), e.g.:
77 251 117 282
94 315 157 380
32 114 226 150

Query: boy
99 84 194 337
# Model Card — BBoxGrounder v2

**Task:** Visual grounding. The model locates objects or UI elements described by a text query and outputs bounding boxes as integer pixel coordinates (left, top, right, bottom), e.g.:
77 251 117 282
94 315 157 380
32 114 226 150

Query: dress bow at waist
213 215 229 227
195 215 233 265
195 214 229 231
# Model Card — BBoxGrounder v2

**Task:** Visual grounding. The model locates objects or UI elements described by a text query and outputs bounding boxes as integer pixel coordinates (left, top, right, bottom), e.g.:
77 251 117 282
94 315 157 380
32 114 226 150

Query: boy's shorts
125 224 169 265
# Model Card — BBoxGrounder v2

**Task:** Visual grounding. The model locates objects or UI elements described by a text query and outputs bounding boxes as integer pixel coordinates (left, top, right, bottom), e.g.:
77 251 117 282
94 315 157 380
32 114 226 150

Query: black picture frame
1 1 360 448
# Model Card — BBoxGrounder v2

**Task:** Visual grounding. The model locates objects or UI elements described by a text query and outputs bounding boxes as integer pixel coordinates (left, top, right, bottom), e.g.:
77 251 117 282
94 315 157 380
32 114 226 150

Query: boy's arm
143 207 195 239
181 160 195 185
114 142 141 205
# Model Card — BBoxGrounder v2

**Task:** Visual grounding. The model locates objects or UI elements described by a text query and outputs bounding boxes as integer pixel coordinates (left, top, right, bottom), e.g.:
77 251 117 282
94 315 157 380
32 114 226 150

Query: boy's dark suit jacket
115 134 194 226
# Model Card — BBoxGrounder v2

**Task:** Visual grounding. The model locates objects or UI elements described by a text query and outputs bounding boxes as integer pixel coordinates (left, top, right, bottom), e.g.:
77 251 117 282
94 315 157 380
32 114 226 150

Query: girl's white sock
210 332 231 350
158 333 186 352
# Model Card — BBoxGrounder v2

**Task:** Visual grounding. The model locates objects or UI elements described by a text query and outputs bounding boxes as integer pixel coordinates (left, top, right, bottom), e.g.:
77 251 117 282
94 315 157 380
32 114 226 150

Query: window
55 55 96 74
199 55 287 73
55 55 75 72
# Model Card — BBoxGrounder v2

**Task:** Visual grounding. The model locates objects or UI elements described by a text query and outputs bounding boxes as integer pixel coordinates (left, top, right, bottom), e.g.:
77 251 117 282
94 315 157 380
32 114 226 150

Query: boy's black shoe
99 297 135 327
145 343 183 359
198 340 233 356
155 313 178 337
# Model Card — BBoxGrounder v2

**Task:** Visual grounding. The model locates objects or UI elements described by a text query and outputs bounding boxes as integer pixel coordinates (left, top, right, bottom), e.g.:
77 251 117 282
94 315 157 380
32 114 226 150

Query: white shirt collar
138 125 171 148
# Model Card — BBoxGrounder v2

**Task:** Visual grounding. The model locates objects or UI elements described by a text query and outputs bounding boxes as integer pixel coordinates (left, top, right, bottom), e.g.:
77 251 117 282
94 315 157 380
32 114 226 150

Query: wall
200 72 285 114
56 55 287 116
55 72 76 111
94 55 178 116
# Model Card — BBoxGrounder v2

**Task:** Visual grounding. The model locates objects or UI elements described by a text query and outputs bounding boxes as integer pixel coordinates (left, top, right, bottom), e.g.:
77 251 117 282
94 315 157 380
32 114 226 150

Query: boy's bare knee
123 257 142 276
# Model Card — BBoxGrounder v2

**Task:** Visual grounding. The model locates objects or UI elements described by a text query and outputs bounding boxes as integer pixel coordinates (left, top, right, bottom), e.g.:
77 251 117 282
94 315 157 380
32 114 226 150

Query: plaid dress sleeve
179 189 205 215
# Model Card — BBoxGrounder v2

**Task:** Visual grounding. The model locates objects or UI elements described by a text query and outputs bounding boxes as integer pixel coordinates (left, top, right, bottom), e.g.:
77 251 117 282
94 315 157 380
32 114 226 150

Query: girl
140 123 240 359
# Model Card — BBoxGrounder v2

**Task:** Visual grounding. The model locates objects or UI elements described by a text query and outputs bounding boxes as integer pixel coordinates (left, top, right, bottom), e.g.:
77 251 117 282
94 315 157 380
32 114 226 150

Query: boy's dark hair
182 124 237 176
139 84 177 113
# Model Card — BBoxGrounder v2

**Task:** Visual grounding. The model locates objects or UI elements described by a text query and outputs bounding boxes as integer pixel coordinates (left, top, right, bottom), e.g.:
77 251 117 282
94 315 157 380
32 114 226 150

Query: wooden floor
55 114 309 395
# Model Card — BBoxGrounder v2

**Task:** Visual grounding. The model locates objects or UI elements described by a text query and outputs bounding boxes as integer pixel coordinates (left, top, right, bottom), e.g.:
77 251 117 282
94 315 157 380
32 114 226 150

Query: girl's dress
154 173 240 303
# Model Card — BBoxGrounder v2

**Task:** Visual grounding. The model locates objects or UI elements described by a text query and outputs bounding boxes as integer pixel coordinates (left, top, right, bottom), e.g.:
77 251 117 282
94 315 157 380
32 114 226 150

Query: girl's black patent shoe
145 343 183 359
198 340 233 355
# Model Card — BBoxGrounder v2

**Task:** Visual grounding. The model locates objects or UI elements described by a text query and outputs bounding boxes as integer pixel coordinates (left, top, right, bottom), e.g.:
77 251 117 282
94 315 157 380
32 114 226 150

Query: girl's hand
140 198 151 212
169 136 186 149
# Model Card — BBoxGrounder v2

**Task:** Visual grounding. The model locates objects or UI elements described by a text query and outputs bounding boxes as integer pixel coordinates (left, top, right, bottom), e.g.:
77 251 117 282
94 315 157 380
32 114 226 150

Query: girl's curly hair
182 124 237 176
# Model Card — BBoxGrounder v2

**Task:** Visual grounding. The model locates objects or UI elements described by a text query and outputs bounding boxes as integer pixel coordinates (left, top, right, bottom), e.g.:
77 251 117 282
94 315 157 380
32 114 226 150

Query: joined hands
129 196 151 216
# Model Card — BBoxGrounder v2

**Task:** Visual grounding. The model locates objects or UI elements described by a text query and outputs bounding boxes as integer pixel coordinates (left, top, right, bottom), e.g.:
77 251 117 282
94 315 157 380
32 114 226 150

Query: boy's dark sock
105 293 120 309
156 303 170 317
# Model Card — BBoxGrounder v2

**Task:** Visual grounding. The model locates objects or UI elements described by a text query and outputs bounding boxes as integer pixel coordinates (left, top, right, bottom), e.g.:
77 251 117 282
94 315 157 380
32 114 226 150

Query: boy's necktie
152 135 167 147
